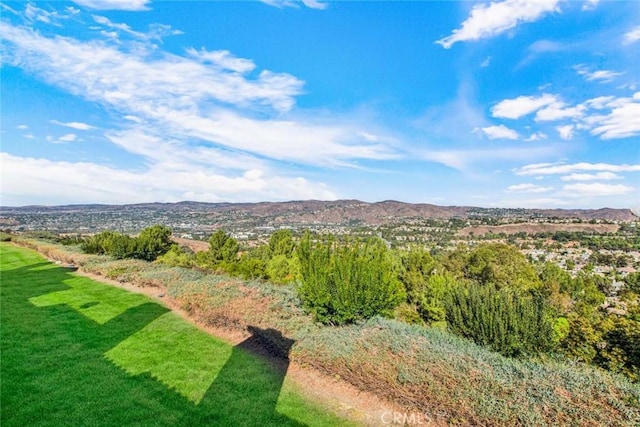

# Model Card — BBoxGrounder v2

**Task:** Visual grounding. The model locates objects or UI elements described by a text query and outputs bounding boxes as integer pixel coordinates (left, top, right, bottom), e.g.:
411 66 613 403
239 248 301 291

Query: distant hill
2 200 637 223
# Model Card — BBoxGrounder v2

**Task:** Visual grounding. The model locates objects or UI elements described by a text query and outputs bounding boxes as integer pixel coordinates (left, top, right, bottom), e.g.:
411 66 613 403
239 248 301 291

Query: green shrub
135 224 173 261
296 233 406 325
445 282 555 357
81 226 172 261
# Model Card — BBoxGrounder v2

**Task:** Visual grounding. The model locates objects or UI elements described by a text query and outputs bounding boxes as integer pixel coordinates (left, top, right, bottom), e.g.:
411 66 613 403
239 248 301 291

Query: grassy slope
0 243 350 427
11 238 640 426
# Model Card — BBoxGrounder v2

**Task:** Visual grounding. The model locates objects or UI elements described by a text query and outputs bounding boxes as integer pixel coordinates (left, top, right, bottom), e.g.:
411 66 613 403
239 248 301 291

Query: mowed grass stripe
0 243 351 427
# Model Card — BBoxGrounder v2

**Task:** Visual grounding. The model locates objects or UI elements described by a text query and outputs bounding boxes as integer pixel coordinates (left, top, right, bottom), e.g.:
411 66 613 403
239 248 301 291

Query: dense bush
296 233 406 325
445 282 555 357
135 225 173 261
81 225 173 261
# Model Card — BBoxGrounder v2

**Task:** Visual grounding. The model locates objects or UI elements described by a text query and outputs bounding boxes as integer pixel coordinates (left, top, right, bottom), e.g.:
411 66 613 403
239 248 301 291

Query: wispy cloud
186 48 256 74
535 102 585 122
561 172 622 181
260 0 327 10
419 145 558 171
50 120 95 130
492 91 640 140
479 124 519 140
1 151 337 206
515 162 640 176
46 134 78 144
0 15 402 204
581 0 599 11
556 124 575 140
506 183 553 193
436 0 563 49
72 0 151 11
589 94 640 139
491 94 558 119
575 65 623 83
624 25 640 45
92 15 182 41
563 182 634 197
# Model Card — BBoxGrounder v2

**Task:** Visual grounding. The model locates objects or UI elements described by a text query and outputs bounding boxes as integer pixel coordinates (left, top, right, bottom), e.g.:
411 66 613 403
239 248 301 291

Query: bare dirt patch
172 237 210 253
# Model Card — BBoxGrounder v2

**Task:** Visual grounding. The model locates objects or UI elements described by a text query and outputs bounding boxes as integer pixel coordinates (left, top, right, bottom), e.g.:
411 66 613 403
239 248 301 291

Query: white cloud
186 48 256 74
624 26 640 44
507 183 553 193
494 91 640 140
92 15 182 41
480 124 519 140
0 19 402 205
524 132 547 141
46 134 78 144
589 98 640 139
25 4 58 24
0 152 337 206
58 133 78 142
556 124 575 140
584 96 616 109
581 0 599 11
419 145 557 171
260 0 327 10
575 65 623 83
561 172 623 181
492 93 558 119
563 182 634 197
72 0 150 11
1 22 303 113
516 162 640 176
436 0 563 49
494 197 568 208
535 102 585 122
50 120 95 130
17 124 28 130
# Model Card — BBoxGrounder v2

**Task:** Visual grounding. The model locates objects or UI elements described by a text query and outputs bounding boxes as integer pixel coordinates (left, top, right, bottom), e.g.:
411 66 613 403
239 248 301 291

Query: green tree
135 225 173 261
464 243 541 290
296 233 406 325
268 229 295 257
445 282 555 357
208 230 239 264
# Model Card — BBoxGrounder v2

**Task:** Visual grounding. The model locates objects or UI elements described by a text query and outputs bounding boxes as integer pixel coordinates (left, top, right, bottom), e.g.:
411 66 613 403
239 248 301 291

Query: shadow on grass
188 326 305 426
1 247 314 426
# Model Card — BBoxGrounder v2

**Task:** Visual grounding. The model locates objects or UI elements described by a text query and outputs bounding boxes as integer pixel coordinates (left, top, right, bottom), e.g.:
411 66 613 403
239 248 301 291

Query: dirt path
73 268 406 426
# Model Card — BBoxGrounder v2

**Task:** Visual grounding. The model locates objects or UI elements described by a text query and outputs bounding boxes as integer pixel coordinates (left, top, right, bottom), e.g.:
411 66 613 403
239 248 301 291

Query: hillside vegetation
0 243 349 427
8 231 640 426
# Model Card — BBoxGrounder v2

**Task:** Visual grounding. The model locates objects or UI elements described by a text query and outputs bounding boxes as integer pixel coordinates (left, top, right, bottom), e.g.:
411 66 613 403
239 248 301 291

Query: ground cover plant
10 237 640 425
0 243 350 427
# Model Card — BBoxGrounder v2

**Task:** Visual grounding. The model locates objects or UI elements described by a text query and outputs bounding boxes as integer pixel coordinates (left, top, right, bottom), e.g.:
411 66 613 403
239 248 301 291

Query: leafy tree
624 272 640 294
135 225 173 261
235 256 268 280
464 243 541 290
445 282 555 357
156 245 195 267
208 230 239 264
296 233 406 325
266 254 296 284
268 229 295 257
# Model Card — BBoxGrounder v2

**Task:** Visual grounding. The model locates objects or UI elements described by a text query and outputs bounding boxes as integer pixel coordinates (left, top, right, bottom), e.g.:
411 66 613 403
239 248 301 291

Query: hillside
2 199 637 226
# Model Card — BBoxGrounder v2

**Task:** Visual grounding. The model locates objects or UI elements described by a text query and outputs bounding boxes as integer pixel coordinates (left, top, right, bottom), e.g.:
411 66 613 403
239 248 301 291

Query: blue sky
1 0 639 208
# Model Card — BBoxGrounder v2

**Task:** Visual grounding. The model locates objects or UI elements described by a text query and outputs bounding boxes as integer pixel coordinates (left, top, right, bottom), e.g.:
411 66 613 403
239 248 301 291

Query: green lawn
0 243 351 426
